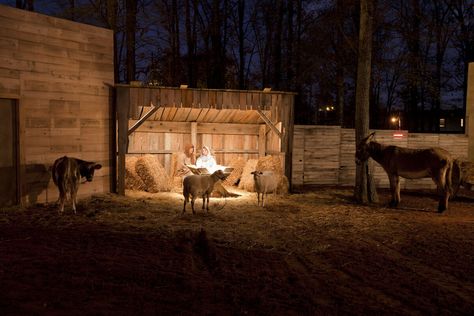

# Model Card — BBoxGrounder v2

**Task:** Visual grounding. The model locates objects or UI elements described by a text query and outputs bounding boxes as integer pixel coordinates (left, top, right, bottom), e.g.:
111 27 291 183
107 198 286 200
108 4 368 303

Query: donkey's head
355 132 375 165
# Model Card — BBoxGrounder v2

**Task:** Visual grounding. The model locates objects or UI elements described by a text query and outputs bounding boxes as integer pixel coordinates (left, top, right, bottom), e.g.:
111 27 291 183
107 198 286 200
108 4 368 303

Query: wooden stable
0 5 114 206
116 85 295 194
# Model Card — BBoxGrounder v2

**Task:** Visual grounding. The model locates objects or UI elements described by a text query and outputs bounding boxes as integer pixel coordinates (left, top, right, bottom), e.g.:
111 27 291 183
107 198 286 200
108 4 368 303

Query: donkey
355 132 453 213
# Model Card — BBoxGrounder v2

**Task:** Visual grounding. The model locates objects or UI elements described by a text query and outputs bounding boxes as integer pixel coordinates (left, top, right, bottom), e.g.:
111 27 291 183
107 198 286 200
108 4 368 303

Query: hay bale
170 152 179 177
256 155 283 174
135 154 172 192
238 159 258 192
256 155 287 195
278 175 289 194
223 156 247 186
452 159 474 197
125 156 146 191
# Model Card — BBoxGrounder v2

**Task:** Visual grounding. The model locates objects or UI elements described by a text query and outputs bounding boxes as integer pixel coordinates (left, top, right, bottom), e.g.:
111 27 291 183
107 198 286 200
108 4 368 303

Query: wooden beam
197 122 259 135
127 102 161 136
116 87 130 195
256 108 282 138
191 122 197 147
128 121 261 135
259 124 266 157
128 149 259 154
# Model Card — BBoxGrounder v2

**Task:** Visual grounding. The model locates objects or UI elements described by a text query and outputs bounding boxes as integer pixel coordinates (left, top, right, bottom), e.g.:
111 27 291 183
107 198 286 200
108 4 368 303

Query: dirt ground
1 186 474 315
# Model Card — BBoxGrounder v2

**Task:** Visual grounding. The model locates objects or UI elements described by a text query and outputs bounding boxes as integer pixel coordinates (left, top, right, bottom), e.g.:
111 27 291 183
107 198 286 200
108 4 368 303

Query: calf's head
80 162 102 182
355 132 375 165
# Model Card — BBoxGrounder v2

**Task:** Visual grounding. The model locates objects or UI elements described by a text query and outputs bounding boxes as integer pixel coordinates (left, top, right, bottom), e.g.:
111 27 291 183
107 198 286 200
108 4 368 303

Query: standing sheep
251 171 278 207
183 170 227 214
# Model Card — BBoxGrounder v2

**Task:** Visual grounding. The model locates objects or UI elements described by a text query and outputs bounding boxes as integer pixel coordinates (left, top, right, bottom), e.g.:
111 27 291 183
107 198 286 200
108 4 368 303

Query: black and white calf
52 156 102 214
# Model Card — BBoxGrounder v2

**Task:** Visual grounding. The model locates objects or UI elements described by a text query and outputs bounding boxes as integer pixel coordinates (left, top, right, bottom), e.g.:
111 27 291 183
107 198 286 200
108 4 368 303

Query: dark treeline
10 0 474 129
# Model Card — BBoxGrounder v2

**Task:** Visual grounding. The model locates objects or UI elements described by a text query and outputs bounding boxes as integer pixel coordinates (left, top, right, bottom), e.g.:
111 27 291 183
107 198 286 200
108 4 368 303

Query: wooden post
466 63 474 161
191 122 197 148
116 86 130 195
285 95 295 188
259 124 266 157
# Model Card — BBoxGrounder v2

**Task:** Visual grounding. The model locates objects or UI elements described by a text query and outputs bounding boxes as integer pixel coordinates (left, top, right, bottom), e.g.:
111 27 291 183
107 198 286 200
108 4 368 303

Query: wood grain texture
0 5 113 204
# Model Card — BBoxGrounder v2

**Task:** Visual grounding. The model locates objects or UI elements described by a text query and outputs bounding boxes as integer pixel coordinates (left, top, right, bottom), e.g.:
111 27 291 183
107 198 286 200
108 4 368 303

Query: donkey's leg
388 175 400 207
437 167 450 213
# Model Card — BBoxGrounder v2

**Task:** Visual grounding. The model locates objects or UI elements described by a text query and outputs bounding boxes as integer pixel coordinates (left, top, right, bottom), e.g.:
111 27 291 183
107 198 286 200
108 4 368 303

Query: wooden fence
292 126 468 189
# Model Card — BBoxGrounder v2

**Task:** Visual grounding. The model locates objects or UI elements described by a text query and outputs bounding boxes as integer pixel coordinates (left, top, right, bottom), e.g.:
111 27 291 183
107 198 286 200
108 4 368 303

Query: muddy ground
1 186 474 315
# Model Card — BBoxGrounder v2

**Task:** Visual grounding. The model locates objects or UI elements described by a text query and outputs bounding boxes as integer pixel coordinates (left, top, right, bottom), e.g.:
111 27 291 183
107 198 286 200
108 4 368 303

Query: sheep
251 171 278 207
182 170 227 214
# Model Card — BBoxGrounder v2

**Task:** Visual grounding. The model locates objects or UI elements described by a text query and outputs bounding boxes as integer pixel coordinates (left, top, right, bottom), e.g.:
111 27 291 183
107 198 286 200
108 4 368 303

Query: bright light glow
391 117 398 123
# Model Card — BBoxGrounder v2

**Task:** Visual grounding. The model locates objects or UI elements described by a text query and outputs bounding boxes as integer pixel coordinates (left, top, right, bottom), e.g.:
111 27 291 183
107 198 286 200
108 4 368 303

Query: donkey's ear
368 132 376 141
361 132 375 144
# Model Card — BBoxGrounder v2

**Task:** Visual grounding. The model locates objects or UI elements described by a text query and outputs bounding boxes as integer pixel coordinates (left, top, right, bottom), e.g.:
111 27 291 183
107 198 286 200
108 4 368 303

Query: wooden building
116 85 296 194
0 5 114 206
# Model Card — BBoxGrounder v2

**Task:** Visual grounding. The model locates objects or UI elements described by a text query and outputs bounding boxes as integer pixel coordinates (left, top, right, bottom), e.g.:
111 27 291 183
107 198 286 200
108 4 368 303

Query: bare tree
354 0 378 203
16 0 34 10
125 0 137 83
185 0 198 87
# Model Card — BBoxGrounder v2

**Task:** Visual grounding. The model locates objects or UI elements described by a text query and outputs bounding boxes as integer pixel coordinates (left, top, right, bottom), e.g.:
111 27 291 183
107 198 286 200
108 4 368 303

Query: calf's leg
71 184 79 214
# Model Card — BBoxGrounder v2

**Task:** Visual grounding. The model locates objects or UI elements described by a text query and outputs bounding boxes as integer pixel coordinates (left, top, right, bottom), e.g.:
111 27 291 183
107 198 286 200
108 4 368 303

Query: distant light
461 118 464 127
180 84 188 89
263 88 272 92
393 132 404 138
391 117 398 123
440 118 446 128
326 106 330 111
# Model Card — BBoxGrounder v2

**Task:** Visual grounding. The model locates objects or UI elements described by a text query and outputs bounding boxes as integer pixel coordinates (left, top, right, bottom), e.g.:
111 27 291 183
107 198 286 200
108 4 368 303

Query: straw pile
452 159 474 197
170 152 179 177
237 155 289 194
125 156 146 191
238 159 258 192
135 154 172 192
256 155 288 194
212 181 241 198
223 156 247 186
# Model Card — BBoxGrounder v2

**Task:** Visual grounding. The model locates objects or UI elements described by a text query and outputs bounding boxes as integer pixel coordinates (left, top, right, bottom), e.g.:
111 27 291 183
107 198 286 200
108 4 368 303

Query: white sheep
251 171 278 206
182 170 226 214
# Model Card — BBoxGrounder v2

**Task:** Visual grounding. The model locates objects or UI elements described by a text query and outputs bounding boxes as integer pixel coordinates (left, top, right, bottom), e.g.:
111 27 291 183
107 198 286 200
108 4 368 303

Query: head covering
202 145 212 156
184 143 196 164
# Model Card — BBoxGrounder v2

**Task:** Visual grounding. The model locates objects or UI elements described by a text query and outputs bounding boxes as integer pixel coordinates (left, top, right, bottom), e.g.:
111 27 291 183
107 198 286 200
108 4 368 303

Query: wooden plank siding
0 5 114 205
292 125 468 190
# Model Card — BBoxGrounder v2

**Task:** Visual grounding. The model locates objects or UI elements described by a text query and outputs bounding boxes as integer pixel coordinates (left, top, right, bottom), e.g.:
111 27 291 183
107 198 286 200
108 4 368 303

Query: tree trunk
354 0 378 203
208 0 226 88
16 0 34 10
237 0 245 89
125 0 137 83
272 0 284 90
336 0 344 127
106 0 119 83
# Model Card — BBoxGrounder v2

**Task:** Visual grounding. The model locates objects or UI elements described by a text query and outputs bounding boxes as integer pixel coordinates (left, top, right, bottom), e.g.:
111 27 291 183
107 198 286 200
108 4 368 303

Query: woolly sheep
182 170 226 214
251 171 278 207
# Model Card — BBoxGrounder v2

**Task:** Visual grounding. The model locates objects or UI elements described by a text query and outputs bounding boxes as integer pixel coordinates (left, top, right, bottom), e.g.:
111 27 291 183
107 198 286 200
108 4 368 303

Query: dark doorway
0 99 19 207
